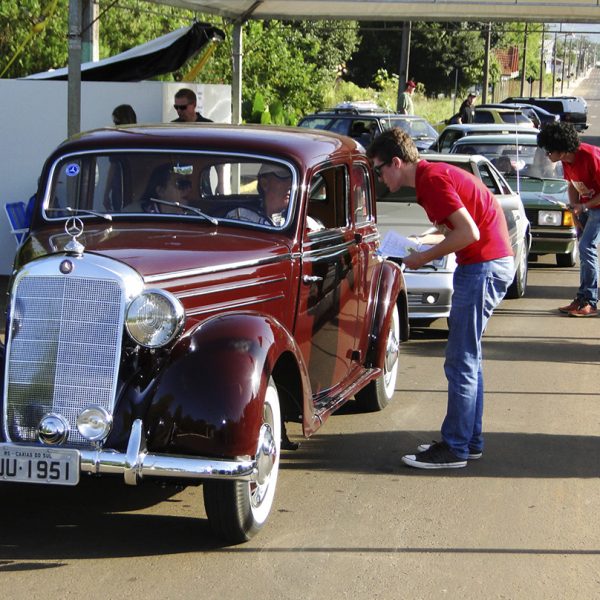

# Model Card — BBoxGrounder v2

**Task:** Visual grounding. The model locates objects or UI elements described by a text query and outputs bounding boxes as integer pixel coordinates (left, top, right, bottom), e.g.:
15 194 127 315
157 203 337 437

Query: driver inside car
139 164 193 214
226 163 292 226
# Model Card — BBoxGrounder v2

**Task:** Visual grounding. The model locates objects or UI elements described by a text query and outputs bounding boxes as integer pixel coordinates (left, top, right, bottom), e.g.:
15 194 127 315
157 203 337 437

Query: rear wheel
506 243 528 299
203 377 281 544
355 304 400 412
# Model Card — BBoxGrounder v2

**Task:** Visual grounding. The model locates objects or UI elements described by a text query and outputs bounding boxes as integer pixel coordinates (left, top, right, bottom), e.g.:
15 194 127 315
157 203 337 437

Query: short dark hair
366 128 420 164
112 104 137 125
174 88 197 106
537 121 580 154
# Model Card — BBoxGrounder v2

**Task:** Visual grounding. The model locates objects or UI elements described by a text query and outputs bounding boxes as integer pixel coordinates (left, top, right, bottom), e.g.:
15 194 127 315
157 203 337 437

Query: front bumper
530 226 577 255
3 419 258 486
404 269 454 321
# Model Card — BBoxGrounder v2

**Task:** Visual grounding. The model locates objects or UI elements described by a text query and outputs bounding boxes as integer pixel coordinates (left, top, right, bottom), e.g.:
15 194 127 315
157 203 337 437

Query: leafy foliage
0 3 359 122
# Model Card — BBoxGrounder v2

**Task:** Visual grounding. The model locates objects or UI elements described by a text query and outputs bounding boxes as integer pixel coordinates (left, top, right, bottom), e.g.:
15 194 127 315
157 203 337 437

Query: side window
477 163 502 195
474 111 494 124
307 166 348 231
327 119 352 136
349 120 375 147
351 163 372 224
441 131 459 152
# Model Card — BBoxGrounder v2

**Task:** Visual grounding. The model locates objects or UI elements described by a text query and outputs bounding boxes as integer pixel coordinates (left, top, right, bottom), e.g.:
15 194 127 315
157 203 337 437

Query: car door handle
302 275 323 284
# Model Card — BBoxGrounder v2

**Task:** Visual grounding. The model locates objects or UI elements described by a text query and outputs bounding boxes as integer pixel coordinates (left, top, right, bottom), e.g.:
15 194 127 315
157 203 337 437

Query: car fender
145 312 312 457
367 260 408 369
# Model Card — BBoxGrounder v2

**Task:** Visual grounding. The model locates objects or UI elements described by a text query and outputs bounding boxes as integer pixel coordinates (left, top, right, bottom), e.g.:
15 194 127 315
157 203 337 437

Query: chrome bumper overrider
80 419 257 485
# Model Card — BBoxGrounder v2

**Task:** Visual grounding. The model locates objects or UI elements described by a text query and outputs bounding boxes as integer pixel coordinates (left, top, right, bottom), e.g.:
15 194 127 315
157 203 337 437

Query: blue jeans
441 257 514 459
576 209 600 308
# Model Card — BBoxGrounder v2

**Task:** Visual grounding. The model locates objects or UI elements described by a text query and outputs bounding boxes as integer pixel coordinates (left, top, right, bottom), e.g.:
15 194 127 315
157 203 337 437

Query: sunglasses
174 179 192 190
174 103 189 111
373 160 391 178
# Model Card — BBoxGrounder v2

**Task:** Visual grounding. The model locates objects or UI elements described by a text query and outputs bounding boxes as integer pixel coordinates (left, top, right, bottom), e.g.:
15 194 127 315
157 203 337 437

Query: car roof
423 153 475 164
442 123 538 133
301 110 427 120
47 124 364 172
475 106 525 113
452 133 539 144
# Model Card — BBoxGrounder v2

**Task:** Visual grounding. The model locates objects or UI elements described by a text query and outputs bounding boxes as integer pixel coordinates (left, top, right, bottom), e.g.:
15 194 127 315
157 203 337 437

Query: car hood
19 222 293 281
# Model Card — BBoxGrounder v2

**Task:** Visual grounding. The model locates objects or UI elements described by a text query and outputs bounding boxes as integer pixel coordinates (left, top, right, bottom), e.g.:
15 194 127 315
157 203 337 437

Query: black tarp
26 21 225 81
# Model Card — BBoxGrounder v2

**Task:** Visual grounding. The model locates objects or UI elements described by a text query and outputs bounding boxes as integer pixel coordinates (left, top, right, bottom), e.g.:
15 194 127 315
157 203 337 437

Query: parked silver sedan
376 153 531 327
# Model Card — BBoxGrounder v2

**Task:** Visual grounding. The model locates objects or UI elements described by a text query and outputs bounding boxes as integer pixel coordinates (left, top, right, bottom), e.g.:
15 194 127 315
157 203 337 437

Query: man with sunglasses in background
368 128 514 469
537 121 600 317
171 88 212 123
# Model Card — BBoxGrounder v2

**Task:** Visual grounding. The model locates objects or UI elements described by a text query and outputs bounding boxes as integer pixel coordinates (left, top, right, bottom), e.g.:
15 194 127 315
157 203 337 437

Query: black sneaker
417 441 482 460
402 441 467 469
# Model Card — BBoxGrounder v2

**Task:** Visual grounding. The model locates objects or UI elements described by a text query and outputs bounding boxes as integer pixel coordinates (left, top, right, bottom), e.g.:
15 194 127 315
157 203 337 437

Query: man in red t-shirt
368 128 514 469
537 121 600 317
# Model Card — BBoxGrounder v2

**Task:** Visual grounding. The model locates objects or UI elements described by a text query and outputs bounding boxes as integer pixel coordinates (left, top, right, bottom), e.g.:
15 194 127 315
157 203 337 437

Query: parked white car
376 153 531 327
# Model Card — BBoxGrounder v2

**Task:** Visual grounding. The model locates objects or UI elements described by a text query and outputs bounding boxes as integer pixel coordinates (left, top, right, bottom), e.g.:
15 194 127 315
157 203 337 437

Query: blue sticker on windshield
66 164 80 177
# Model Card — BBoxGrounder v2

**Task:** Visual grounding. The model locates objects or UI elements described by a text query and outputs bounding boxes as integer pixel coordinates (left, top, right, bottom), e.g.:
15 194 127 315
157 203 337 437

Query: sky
547 23 600 43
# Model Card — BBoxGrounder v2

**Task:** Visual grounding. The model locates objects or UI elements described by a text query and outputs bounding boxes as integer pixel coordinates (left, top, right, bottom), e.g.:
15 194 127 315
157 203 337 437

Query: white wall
0 79 231 275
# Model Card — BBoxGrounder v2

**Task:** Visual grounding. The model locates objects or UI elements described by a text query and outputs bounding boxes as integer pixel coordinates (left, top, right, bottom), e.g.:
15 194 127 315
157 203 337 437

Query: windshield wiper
150 198 219 225
47 207 112 221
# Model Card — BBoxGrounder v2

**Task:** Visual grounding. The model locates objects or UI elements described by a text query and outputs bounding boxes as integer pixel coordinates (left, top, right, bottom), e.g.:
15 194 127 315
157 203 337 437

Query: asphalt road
2 75 600 599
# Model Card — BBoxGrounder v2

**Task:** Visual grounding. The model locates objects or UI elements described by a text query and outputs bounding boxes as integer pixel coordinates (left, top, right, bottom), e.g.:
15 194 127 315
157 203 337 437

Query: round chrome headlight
125 289 184 348
77 406 113 442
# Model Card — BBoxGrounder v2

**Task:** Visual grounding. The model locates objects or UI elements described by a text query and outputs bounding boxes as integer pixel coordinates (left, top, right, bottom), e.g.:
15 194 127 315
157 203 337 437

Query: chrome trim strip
79 419 258 484
185 293 284 316
175 275 286 300
144 253 292 284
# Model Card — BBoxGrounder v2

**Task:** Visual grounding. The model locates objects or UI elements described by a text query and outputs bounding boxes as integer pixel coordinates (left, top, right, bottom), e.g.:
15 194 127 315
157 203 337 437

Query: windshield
380 118 438 139
454 142 564 180
44 152 296 230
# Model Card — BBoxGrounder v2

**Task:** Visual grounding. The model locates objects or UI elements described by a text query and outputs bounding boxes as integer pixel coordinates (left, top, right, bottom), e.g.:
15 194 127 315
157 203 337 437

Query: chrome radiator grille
6 275 124 446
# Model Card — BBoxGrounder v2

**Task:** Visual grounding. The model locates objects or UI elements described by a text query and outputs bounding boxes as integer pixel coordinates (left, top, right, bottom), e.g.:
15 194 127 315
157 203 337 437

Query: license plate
0 444 80 485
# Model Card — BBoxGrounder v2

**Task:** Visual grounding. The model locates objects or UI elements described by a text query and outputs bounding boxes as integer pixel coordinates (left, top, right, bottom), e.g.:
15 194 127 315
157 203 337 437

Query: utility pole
552 31 557 95
520 23 528 96
483 23 491 103
82 0 99 63
67 0 82 138
396 22 412 112
539 24 545 97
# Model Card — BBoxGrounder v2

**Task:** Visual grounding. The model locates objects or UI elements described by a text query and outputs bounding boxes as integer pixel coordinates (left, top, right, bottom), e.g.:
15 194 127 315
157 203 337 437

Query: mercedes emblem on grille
64 217 85 255
60 259 74 274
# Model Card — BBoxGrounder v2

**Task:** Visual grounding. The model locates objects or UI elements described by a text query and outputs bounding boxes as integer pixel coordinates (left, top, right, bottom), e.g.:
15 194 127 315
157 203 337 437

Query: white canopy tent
143 0 600 24
66 0 600 134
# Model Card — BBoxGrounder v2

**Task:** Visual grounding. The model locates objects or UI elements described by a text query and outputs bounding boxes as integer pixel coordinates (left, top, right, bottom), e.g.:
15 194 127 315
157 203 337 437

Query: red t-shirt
562 142 600 209
415 160 512 265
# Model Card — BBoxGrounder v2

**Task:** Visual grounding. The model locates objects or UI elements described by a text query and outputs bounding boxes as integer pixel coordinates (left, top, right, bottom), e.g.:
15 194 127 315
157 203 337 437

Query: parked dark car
450 133 577 266
502 96 588 131
298 104 439 152
0 125 408 543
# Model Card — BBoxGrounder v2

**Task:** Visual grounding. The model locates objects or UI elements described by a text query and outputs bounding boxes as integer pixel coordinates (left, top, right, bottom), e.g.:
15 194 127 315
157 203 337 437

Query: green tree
346 21 487 97
1 4 359 121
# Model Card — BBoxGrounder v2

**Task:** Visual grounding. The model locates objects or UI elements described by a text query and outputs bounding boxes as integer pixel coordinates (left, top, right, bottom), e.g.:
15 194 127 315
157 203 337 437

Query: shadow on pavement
0 478 226 562
280 429 600 479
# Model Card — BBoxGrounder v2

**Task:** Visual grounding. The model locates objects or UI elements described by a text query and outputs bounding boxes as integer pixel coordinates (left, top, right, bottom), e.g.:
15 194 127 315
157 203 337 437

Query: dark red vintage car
0 124 408 543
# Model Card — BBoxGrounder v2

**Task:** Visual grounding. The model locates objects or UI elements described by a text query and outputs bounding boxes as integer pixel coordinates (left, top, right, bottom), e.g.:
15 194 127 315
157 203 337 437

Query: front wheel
203 377 281 544
355 304 400 412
